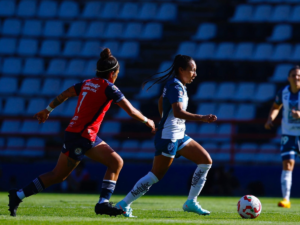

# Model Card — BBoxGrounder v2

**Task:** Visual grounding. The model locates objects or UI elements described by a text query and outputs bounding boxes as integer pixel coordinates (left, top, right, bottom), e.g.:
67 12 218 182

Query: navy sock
99 180 116 203
23 177 45 197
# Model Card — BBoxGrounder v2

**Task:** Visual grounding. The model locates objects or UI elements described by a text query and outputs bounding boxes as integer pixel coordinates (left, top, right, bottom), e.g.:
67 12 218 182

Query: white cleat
183 199 210 216
115 200 136 218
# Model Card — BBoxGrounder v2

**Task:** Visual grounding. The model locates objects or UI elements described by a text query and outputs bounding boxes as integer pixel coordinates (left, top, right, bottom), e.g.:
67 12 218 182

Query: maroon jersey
66 78 124 141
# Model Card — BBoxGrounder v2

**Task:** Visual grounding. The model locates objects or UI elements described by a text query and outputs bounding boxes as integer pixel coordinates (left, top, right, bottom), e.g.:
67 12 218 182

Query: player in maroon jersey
8 48 155 217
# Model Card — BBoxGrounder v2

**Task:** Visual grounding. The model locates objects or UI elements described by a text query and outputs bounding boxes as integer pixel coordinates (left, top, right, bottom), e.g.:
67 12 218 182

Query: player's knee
109 156 123 172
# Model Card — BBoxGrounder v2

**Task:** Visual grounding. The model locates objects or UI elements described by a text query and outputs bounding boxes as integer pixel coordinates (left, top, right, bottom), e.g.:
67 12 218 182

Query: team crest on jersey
168 143 174 151
74 148 82 155
175 85 181 90
179 91 183 96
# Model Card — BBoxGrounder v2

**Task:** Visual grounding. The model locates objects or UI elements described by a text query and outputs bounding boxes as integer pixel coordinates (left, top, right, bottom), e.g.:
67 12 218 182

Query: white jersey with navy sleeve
275 85 300 136
158 78 188 139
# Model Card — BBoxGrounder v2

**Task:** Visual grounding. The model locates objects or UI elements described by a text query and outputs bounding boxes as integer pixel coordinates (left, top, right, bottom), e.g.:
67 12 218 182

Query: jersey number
77 92 87 113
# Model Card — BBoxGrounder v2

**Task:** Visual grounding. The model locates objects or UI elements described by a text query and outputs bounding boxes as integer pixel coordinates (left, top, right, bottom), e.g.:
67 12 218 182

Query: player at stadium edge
8 48 155 217
115 54 217 217
265 65 300 209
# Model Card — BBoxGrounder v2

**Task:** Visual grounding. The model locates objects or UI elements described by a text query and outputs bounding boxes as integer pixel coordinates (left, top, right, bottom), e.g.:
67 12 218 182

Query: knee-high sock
99 180 116 204
16 177 45 200
123 172 158 205
281 170 292 201
188 164 211 201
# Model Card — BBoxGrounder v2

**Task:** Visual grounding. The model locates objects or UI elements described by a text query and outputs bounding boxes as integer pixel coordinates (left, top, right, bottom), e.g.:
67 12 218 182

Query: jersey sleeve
73 82 84 96
105 84 125 103
275 88 283 105
166 83 184 104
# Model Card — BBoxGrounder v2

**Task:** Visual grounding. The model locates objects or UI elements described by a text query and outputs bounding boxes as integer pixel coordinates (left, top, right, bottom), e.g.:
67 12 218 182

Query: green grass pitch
1 193 300 225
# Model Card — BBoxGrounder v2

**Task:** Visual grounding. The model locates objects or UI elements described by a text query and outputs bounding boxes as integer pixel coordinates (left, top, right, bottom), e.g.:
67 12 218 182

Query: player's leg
8 153 79 216
278 159 294 208
84 141 124 216
176 138 212 215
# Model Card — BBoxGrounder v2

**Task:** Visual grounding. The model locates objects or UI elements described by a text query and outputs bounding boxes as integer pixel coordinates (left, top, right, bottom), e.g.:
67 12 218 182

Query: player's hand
201 114 217 123
291 109 300 119
145 119 156 133
34 109 50 124
264 118 273 129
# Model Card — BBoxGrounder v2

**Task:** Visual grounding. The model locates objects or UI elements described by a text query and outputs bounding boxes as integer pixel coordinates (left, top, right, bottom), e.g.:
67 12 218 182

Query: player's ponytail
288 65 300 77
96 48 119 79
142 54 193 90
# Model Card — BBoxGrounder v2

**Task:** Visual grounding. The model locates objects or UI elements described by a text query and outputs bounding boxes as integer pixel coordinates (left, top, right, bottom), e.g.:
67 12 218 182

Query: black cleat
95 202 124 216
8 189 22 217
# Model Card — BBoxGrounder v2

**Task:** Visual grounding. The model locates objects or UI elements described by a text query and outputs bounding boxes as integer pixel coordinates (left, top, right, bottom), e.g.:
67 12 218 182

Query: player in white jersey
116 54 217 217
265 65 300 208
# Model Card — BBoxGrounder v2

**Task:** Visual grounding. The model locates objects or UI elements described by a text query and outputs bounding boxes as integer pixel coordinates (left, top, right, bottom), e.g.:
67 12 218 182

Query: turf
0 193 300 225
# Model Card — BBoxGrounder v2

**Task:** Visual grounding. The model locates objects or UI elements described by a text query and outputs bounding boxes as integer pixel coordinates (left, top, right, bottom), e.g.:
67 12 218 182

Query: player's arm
158 95 163 118
34 86 78 124
172 102 217 123
117 98 155 132
264 102 282 129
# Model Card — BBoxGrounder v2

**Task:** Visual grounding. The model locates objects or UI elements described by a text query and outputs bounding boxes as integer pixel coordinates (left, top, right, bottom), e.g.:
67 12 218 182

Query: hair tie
96 62 118 73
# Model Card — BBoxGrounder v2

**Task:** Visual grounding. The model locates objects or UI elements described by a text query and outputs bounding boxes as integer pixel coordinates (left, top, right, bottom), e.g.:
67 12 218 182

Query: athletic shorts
154 134 192 158
61 131 103 161
280 135 300 161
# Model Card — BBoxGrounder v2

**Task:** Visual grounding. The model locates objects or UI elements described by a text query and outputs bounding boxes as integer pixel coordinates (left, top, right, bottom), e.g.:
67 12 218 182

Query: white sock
188 164 212 201
123 172 159 205
281 170 292 201
16 189 25 200
98 198 109 204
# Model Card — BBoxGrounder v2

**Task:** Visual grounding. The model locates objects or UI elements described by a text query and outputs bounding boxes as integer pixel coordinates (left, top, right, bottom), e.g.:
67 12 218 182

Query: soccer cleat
183 199 210 216
8 189 22 217
115 200 136 217
94 202 124 216
278 199 291 208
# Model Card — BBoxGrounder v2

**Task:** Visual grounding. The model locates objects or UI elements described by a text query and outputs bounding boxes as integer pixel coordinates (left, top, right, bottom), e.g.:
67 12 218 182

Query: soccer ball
237 195 262 219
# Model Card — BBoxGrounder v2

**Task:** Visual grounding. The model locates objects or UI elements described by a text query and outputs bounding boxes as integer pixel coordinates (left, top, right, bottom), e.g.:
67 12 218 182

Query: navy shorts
280 135 300 161
61 131 103 161
154 133 192 158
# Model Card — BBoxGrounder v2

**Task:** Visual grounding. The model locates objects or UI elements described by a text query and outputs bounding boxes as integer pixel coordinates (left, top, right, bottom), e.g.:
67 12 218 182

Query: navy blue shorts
280 135 300 161
61 131 103 161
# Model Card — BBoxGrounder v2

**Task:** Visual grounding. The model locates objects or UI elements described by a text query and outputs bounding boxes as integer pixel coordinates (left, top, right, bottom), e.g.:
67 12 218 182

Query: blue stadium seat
20 120 39 134
259 143 278 154
201 142 218 152
59 78 80 93
40 40 60 56
156 3 177 21
140 23 163 40
101 2 120 19
236 104 255 120
193 82 217 100
230 4 253 22
233 82 256 101
104 22 123 39
82 2 102 19
39 120 60 134
19 78 40 95
192 23 216 40
140 140 155 153
0 120 21 133
85 22 105 38
17 39 38 56
65 59 85 77
81 41 101 57
270 43 292 61
252 43 273 61
0 0 15 16
198 123 217 140
135 84 161 99
235 143 258 162
176 41 197 57
2 19 21 36
196 103 217 115
0 77 18 95
216 123 231 141
3 97 25 115
37 0 57 18
253 83 275 102
50 103 64 116
17 0 37 17
67 21 87 38
46 59 66 76
0 137 4 149
270 64 294 82
252 5 272 22
4 137 25 156
138 3 157 20
115 100 140 119
157 61 172 73
119 3 138 20
194 42 216 60
2 57 21 75
117 42 139 58
233 43 254 61
123 22 143 39
267 24 292 42
40 78 61 96
0 38 17 55
118 60 125 78
23 138 45 157
63 41 82 57
22 20 42 36
82 60 97 78
269 5 290 22
43 21 64 37
214 42 235 60
185 122 198 134
216 104 236 120
289 5 300 22
215 82 236 100
26 98 47 116
102 41 119 55
217 143 232 162
60 99 77 117
289 44 300 62
100 121 121 134
120 140 140 153
23 58 44 76
58 1 79 18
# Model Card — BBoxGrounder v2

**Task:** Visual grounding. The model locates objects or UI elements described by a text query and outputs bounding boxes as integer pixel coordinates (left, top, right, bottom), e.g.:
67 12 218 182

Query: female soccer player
265 65 300 209
8 48 155 217
116 54 217 217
